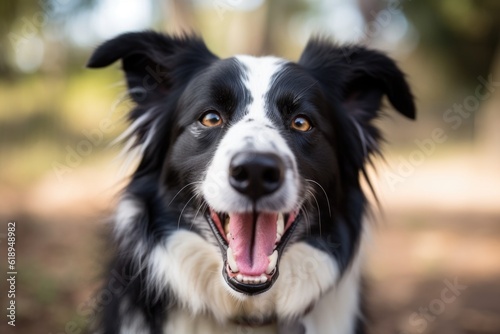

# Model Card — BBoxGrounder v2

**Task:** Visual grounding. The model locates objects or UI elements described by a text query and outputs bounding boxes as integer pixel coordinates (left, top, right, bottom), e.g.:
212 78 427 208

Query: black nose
229 152 285 200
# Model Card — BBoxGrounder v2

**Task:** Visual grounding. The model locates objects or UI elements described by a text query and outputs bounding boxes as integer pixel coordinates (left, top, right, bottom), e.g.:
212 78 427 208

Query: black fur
87 31 415 333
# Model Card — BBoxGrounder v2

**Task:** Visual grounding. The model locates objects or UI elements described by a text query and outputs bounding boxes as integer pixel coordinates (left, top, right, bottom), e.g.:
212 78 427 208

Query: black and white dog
87 31 415 334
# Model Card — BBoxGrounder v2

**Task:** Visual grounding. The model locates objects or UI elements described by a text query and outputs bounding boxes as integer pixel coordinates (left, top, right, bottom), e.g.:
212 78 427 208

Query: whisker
191 202 207 231
177 194 198 230
305 179 332 217
168 181 203 206
306 190 322 238
300 206 313 236
194 202 206 221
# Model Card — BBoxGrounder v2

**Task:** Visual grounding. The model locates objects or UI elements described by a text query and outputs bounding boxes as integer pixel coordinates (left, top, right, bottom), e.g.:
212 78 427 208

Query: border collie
87 31 415 334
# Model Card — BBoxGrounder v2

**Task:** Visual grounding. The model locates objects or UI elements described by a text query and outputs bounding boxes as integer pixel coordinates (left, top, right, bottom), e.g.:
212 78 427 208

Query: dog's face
88 32 414 297
169 55 335 294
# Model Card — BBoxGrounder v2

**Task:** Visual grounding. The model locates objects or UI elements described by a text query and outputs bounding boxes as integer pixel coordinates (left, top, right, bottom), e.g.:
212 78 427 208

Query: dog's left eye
200 111 223 127
291 115 312 132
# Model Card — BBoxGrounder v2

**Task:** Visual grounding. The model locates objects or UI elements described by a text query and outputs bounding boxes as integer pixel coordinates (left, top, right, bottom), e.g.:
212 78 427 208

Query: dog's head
88 32 414 296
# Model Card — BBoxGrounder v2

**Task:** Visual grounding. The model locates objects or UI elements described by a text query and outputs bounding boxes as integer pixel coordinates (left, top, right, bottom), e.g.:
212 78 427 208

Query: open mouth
206 208 299 295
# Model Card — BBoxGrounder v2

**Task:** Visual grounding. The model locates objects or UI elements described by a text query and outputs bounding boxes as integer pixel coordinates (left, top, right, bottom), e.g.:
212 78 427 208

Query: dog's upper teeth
227 247 239 273
266 250 278 274
275 233 282 243
276 213 284 243
277 213 284 234
224 216 230 234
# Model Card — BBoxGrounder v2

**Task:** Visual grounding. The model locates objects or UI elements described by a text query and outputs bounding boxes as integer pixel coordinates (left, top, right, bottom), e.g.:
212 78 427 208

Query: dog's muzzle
205 151 301 295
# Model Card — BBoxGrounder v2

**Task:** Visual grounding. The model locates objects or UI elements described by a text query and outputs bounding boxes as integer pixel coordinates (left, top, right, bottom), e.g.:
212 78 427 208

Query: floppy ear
298 38 415 122
87 31 218 177
87 31 217 104
299 39 415 159
298 38 416 194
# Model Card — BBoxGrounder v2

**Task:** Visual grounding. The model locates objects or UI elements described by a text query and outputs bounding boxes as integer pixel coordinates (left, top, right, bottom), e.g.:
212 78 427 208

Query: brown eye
200 111 223 127
291 115 312 132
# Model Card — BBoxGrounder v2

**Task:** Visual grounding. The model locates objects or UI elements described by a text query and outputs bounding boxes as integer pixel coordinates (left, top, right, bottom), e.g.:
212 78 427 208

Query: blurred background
0 0 499 333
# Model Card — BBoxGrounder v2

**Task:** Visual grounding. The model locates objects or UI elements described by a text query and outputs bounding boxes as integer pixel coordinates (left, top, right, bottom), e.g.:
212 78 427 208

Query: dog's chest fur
113 202 364 333
139 229 363 334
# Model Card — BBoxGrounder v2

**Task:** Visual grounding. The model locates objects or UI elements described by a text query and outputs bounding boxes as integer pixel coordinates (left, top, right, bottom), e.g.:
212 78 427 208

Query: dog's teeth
277 213 284 235
226 232 232 240
234 273 269 284
224 216 230 234
226 248 239 273
266 250 278 274
275 233 282 243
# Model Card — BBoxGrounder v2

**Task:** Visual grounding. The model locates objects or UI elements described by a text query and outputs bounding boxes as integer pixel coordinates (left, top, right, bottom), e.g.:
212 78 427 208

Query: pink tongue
228 212 277 276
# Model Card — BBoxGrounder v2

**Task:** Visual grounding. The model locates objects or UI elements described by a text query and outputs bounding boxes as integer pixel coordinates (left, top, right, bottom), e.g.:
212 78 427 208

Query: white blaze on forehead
234 55 286 122
201 55 299 213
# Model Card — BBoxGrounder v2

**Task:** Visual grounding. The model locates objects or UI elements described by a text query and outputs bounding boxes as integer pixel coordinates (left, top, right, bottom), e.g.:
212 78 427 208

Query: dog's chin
205 207 300 295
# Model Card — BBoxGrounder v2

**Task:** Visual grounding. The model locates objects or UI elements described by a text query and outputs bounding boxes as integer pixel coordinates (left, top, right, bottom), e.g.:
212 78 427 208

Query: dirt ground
0 154 499 334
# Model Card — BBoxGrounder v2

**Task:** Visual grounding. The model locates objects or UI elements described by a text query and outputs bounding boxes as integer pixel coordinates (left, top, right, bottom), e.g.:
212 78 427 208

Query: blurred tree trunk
163 0 196 34
260 0 280 55
225 4 267 56
476 38 500 163
260 0 307 56
357 0 381 26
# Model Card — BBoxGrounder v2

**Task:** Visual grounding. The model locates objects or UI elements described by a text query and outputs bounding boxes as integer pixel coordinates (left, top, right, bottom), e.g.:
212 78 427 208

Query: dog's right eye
291 115 312 132
200 111 223 127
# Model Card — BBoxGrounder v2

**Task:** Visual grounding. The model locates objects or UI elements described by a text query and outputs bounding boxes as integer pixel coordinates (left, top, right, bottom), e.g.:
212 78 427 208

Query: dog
87 31 415 334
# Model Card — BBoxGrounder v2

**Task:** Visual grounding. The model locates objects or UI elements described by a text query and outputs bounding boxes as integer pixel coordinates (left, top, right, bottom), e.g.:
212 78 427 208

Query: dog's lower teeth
225 213 282 285
226 247 239 272
235 273 268 284
266 250 278 274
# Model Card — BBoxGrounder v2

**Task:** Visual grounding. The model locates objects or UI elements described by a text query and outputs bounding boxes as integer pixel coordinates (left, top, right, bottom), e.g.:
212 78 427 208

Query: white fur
234 55 285 123
114 196 143 238
201 56 300 213
119 298 148 334
114 197 148 263
301 249 363 334
113 108 158 177
143 228 364 333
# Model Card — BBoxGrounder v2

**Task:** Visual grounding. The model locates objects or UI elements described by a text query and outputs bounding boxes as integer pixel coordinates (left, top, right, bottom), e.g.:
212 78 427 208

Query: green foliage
405 0 500 86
